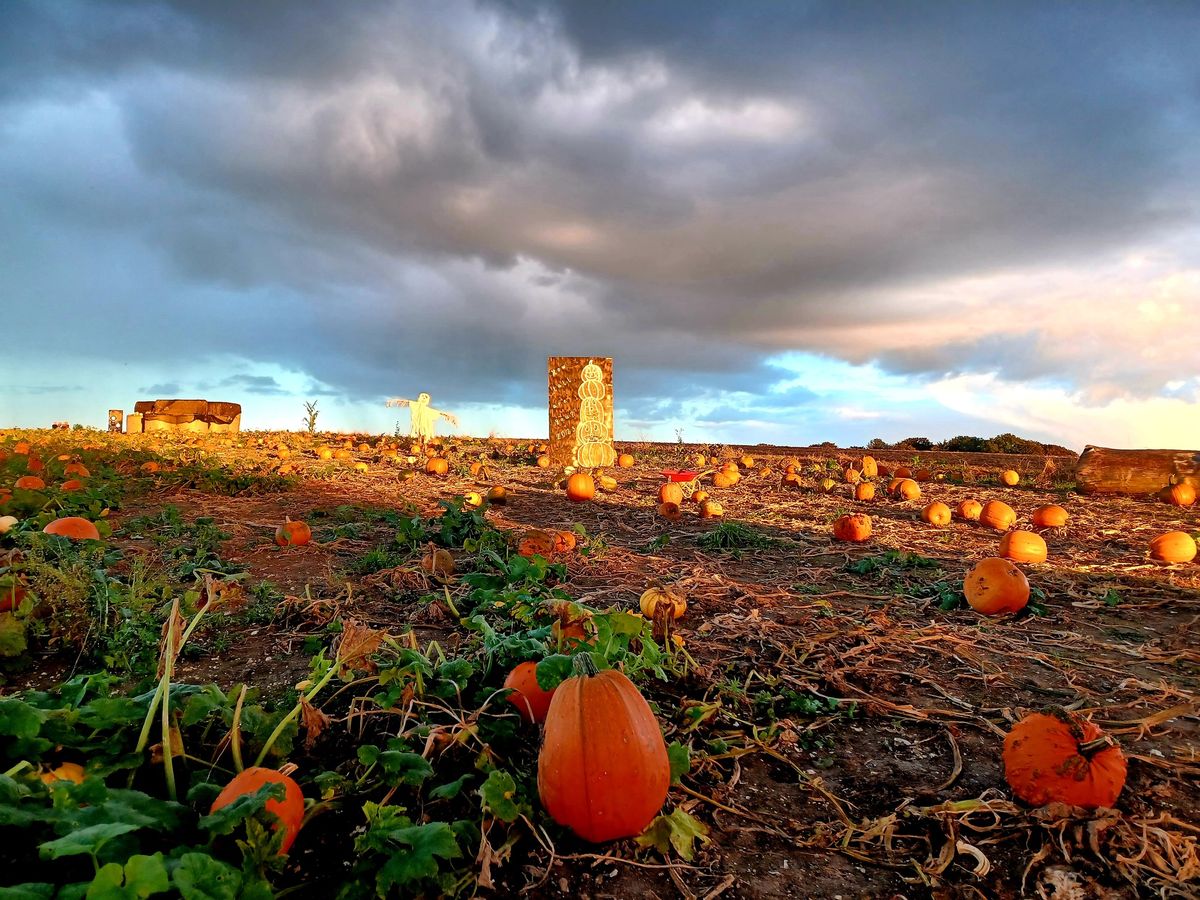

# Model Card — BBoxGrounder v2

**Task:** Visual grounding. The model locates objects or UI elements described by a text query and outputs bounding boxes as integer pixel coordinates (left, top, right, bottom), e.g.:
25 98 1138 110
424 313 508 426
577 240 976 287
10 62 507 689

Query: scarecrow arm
385 398 412 408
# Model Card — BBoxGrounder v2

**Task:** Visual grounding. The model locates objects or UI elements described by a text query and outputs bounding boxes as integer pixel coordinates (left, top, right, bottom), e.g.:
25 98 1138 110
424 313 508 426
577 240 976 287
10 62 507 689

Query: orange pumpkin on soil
979 500 1016 532
781 473 802 491
537 657 669 842
698 499 724 519
922 502 951 527
1001 470 1020 486
63 462 90 477
893 467 912 479
861 456 878 479
963 557 1029 615
40 762 87 785
657 502 682 522
617 453 635 468
1003 710 1126 809
957 499 983 521
14 476 46 491
43 517 100 541
536 454 551 468
505 661 557 724
425 457 449 476
691 489 709 503
60 479 85 492
854 482 875 501
275 521 312 547
712 472 735 489
843 468 861 484
1032 505 1069 528
658 482 684 505
553 530 577 554
211 767 305 855
519 529 555 558
565 473 595 502
892 478 920 501
1164 483 1196 507
421 547 455 577
832 513 872 543
1149 531 1197 563
999 530 1048 564
914 468 932 483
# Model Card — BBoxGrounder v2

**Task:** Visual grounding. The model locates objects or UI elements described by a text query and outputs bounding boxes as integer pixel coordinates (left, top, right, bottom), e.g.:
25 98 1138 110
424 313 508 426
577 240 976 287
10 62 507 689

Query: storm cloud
2 1 1198 443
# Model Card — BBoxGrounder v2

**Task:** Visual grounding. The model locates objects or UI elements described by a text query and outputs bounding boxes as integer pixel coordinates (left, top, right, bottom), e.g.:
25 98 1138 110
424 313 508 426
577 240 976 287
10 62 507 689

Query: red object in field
660 470 698 482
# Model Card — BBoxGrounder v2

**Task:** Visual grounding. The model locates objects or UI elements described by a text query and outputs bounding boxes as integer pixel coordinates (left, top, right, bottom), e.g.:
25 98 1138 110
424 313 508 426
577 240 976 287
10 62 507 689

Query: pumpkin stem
1078 735 1117 757
572 652 601 678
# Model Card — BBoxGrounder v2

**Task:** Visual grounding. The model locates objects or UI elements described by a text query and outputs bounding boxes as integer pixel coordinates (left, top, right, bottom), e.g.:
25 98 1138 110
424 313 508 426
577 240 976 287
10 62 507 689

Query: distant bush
893 437 934 451
867 438 889 450
863 433 1075 457
940 435 991 453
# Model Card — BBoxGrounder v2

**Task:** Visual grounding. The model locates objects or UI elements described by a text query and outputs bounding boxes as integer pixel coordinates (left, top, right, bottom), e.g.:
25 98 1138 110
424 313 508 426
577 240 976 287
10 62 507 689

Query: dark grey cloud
138 382 182 395
2 0 1198 432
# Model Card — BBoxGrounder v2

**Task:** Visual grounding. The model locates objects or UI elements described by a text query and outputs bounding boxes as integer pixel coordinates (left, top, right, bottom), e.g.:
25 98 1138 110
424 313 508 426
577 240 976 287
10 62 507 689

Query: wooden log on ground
1075 445 1200 496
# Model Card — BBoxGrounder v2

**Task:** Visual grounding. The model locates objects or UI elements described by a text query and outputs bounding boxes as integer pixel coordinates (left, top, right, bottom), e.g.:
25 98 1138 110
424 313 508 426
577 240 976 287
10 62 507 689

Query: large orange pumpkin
518 529 555 558
854 482 875 501
999 530 1048 564
712 471 735 489
1149 531 1197 563
979 500 1016 532
425 457 449 476
1031 505 1069 528
210 767 305 855
537 658 669 842
832 513 872 543
922 501 951 527
894 467 912 479
43 517 100 541
1000 470 1020 486
566 473 595 502
861 456 878 479
504 661 557 724
894 478 921 501
14 476 46 491
658 482 684 505
617 453 635 468
1164 482 1196 507
1003 710 1126 809
963 557 1030 615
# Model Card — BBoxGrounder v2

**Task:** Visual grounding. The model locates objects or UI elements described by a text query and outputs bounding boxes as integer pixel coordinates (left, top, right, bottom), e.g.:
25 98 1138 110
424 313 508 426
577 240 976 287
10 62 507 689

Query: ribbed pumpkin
420 547 455 577
957 499 983 521
1149 531 1197 563
894 478 921 501
832 513 872 543
658 482 684 505
425 457 449 476
43 517 101 541
538 657 669 842
1001 470 1020 486
861 456 878 478
504 661 557 724
963 557 1029 615
921 501 951 527
553 531 577 554
854 482 876 501
1003 710 1126 809
1164 482 1196 507
519 530 555 557
566 473 595 502
14 476 46 491
1031 505 1069 528
617 453 635 468
979 500 1016 532
210 767 305 855
639 586 686 620
999 530 1048 564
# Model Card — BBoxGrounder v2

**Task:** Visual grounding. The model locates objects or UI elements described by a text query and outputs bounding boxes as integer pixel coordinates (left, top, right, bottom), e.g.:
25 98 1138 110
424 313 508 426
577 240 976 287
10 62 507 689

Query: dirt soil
8 437 1200 898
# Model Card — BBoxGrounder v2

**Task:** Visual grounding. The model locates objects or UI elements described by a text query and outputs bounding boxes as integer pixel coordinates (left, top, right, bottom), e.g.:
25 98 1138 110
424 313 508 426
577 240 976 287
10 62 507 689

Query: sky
2 1 1198 451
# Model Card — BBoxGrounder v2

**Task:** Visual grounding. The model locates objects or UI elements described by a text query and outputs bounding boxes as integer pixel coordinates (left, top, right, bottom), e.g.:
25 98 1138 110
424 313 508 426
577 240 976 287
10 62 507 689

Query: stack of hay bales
127 400 242 435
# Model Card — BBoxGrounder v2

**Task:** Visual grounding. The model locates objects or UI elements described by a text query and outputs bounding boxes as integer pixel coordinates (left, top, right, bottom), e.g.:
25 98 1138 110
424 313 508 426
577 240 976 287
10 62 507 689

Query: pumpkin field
1 428 1198 899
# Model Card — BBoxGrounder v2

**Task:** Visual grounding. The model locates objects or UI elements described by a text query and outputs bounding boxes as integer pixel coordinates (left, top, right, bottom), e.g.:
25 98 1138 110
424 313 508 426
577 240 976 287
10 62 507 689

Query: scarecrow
385 392 459 443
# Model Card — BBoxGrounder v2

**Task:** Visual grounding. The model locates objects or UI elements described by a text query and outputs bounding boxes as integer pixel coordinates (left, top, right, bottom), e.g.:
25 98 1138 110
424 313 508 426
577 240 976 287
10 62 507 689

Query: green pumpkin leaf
478 770 522 823
429 773 472 800
534 655 573 692
666 742 691 784
85 853 169 900
376 751 433 787
635 809 709 862
0 885 56 900
172 853 244 900
0 697 45 738
39 823 142 860
375 822 461 892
